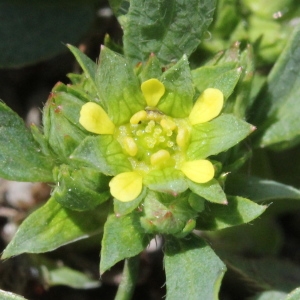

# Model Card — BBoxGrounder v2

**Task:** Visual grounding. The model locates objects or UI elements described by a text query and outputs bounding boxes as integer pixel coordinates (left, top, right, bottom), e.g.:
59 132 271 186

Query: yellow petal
181 160 214 183
79 102 115 134
141 78 165 107
109 172 143 202
189 88 223 125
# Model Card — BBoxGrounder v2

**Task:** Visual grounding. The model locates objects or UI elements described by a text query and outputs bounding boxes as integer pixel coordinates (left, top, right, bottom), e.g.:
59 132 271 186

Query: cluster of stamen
115 110 190 173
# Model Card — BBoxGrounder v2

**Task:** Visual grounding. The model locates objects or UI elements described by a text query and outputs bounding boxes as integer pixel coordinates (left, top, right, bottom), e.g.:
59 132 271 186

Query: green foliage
251 24 300 150
164 234 226 300
0 290 27 300
123 0 217 65
0 102 54 182
2 198 109 258
100 212 151 274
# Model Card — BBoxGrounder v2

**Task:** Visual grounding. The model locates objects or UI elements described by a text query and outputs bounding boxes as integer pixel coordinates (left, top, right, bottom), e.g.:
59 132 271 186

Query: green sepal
114 187 146 216
224 45 255 118
286 288 300 300
188 178 227 204
0 102 54 182
164 234 226 300
143 168 188 195
100 211 150 274
140 191 197 235
52 165 110 211
139 54 163 82
96 47 145 125
43 92 87 161
30 124 52 157
192 62 241 100
187 114 254 160
70 135 132 176
157 55 194 118
188 193 206 212
196 196 267 231
67 44 97 83
2 198 109 259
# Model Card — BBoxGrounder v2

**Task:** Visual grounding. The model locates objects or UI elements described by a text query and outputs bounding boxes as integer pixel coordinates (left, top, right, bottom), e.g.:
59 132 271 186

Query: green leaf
36 257 100 289
0 1 94 68
96 47 145 125
249 291 287 300
140 191 197 234
157 55 194 117
197 196 267 230
144 168 188 195
109 0 130 19
123 0 217 65
225 256 300 293
2 198 109 258
286 288 300 300
0 290 27 300
164 234 226 300
251 24 300 150
0 102 54 182
52 165 110 211
100 212 150 274
188 178 227 204
70 135 132 175
192 62 241 99
225 174 300 203
187 114 254 160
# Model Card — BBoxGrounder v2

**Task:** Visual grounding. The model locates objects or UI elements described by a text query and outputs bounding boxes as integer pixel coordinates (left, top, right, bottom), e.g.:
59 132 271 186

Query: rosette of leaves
0 0 272 299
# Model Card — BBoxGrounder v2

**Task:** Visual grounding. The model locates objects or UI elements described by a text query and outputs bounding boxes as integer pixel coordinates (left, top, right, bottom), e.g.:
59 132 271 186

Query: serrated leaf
70 135 132 175
144 168 188 195
187 114 254 160
0 2 94 68
2 198 109 258
100 212 150 274
0 102 54 182
251 24 300 150
123 0 216 65
225 174 300 203
96 47 145 125
52 165 110 211
197 196 267 230
164 234 226 300
0 290 27 300
157 55 194 117
188 178 227 204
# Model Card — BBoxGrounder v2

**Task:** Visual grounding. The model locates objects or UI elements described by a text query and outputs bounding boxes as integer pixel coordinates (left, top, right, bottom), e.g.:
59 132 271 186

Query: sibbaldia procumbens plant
4 0 296 298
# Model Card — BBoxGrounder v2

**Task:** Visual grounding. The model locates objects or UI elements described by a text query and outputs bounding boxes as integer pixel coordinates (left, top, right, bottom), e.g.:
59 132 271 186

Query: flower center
115 110 190 173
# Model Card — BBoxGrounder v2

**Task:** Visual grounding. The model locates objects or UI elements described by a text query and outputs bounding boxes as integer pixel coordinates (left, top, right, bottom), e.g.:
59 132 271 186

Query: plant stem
115 255 140 300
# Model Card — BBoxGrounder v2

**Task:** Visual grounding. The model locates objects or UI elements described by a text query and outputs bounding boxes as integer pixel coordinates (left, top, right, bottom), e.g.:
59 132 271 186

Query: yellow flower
79 78 223 202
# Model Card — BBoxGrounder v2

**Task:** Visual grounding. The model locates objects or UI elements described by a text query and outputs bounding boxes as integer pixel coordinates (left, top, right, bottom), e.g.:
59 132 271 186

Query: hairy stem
115 255 140 300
